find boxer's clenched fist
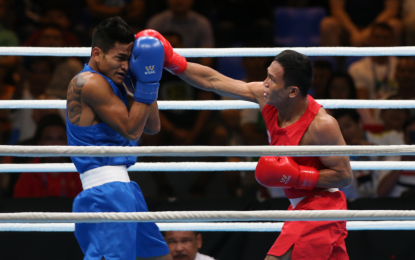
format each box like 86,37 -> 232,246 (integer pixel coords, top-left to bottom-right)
130,36 -> 164,104
135,29 -> 187,75
255,156 -> 319,190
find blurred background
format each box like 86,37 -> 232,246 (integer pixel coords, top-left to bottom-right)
1,0 -> 415,259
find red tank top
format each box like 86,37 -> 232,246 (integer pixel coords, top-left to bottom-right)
261,95 -> 325,199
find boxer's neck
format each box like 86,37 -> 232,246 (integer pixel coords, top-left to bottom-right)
276,95 -> 309,127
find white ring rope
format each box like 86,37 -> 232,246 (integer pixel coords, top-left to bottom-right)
1,100 -> 414,110
1,161 -> 414,173
1,221 -> 414,232
1,210 -> 415,223
1,46 -> 415,57
1,145 -> 415,157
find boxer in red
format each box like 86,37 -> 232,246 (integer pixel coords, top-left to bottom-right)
135,29 -> 353,260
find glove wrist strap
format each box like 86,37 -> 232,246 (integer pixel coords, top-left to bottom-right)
296,166 -> 319,190
134,82 -> 159,104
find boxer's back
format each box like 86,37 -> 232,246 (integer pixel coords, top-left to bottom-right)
66,64 -> 137,174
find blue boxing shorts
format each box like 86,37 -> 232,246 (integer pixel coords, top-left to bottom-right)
73,166 -> 169,260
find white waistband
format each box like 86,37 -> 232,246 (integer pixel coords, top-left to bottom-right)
288,188 -> 340,209
80,165 -> 130,190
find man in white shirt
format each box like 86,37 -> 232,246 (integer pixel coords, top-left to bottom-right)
348,23 -> 398,101
164,231 -> 216,260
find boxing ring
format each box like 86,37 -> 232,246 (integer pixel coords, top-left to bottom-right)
1,46 -> 415,235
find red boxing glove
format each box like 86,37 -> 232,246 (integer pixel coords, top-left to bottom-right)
255,157 -> 319,190
135,29 -> 187,75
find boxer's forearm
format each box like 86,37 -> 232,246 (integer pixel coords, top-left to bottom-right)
178,62 -> 257,102
143,101 -> 160,135
317,168 -> 353,188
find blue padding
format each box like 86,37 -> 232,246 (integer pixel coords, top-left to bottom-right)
216,57 -> 246,80
274,7 -> 327,47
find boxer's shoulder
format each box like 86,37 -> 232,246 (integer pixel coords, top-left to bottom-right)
306,108 -> 342,145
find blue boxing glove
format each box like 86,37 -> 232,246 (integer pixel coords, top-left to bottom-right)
130,36 -> 164,104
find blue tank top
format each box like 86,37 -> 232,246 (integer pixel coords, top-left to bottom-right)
66,64 -> 138,173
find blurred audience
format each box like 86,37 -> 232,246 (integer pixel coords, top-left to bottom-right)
147,0 -> 214,66
24,4 -> 80,47
392,57 -> 415,100
86,0 -> 146,29
30,24 -> 83,99
0,66 -> 16,143
377,116 -> 415,197
402,0 -> 415,46
158,32 -> 214,146
0,0 -> 19,69
379,95 -> 409,138
325,72 -> 375,125
321,0 -> 401,46
9,57 -> 56,143
13,114 -> 82,198
188,124 -> 243,198
310,60 -> 332,99
164,231 -> 215,260
348,23 -> 398,100
334,109 -> 404,198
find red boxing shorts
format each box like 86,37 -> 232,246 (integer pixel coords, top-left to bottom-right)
268,190 -> 348,260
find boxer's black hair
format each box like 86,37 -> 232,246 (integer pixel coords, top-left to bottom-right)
91,16 -> 134,54
274,50 -> 313,96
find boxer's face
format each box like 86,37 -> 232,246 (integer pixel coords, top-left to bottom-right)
95,42 -> 133,85
263,61 -> 293,106
165,231 -> 201,260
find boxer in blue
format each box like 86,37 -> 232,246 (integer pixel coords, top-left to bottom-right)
66,17 -> 171,260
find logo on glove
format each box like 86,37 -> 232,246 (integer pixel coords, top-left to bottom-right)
145,66 -> 155,75
280,175 -> 291,184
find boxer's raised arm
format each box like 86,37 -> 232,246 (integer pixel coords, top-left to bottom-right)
82,75 -> 151,141
143,101 -> 161,135
309,113 -> 353,188
179,62 -> 265,105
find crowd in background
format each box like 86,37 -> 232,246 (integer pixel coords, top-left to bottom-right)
0,0 -> 414,201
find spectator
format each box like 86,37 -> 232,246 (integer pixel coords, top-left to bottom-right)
377,116 -> 415,197
189,124 -> 243,198
9,57 -> 58,143
310,60 -> 332,99
334,109 -> 404,198
321,0 -> 401,46
32,24 -> 83,99
164,231 -> 215,260
158,32 -> 214,146
24,4 -> 80,47
380,95 -> 409,138
13,114 -> 82,198
239,52 -> 269,146
0,66 -> 16,143
325,72 -> 375,125
238,53 -> 270,197
402,0 -> 415,46
348,23 -> 398,101
0,0 -> 19,69
86,0 -> 146,29
392,57 -> 415,100
147,0 -> 214,66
